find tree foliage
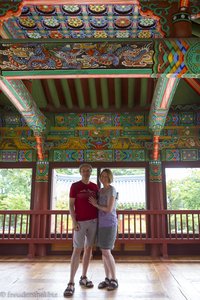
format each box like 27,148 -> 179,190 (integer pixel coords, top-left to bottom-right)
166,169 -> 200,210
0,169 -> 32,210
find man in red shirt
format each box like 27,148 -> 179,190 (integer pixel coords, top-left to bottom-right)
64,163 -> 99,297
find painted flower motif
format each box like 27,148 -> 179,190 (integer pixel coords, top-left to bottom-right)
114,17 -> 131,28
137,30 -> 151,38
138,18 -> 156,28
56,116 -> 65,124
67,17 -> 83,28
90,17 -> 108,28
27,31 -> 42,39
88,5 -> 106,14
49,31 -> 63,39
93,31 -> 108,38
19,17 -> 36,28
70,31 -> 86,38
116,31 -> 129,38
36,5 -> 55,14
63,5 -> 80,14
43,17 -> 60,28
114,5 -> 132,14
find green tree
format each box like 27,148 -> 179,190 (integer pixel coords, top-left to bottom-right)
0,169 -> 32,210
178,170 -> 200,209
167,179 -> 184,209
166,169 -> 200,210
55,190 -> 69,210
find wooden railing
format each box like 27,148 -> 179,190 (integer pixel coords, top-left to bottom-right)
0,210 -> 200,257
117,210 -> 200,242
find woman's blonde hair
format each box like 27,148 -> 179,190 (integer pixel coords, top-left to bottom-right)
100,169 -> 113,183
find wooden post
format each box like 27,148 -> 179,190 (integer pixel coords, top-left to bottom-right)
32,161 -> 49,257
149,161 -> 165,257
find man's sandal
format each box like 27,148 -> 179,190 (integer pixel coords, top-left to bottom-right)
79,276 -> 94,288
107,279 -> 118,291
98,277 -> 110,289
63,283 -> 75,297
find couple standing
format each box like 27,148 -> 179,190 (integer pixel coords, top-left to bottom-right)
64,163 -> 118,297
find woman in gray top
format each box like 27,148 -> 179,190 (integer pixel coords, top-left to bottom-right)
89,169 -> 118,291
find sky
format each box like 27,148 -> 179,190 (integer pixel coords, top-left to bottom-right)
165,168 -> 196,180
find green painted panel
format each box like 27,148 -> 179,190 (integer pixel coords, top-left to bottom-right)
192,23 -> 200,37
47,79 -> 60,108
100,79 -> 109,109
0,92 -> 12,105
32,80 -> 47,108
114,78 -> 121,109
75,79 -> 85,109
88,79 -> 98,109
173,80 -> 200,105
2,69 -> 152,77
128,78 -> 135,108
61,79 -> 73,109
140,79 -> 148,107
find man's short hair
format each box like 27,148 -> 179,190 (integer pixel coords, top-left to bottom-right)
79,163 -> 92,173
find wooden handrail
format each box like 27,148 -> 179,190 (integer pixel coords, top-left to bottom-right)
0,209 -> 200,257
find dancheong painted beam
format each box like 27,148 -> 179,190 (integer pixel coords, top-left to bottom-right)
0,38 -> 199,79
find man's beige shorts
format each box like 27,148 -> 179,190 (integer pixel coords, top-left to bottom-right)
73,218 -> 97,248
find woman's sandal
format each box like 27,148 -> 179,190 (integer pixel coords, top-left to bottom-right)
107,279 -> 118,291
63,282 -> 75,297
98,277 -> 110,289
79,276 -> 94,288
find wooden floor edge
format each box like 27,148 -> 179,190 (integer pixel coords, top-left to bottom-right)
0,255 -> 200,263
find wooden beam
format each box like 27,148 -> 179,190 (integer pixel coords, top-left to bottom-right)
22,0 -> 139,4
1,39 -> 198,78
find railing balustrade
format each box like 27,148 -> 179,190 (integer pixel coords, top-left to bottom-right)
0,210 -> 200,256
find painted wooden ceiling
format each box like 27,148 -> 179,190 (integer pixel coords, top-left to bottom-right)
0,1 -> 200,114
0,1 -> 199,161
1,77 -> 200,114
1,2 -> 200,39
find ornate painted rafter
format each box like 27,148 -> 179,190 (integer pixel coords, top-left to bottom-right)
0,78 -> 48,160
149,78 -> 180,133
149,77 -> 180,160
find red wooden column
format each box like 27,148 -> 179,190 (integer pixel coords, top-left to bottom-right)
148,77 -> 180,258
171,0 -> 192,37
32,161 -> 49,257
149,160 -> 165,257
